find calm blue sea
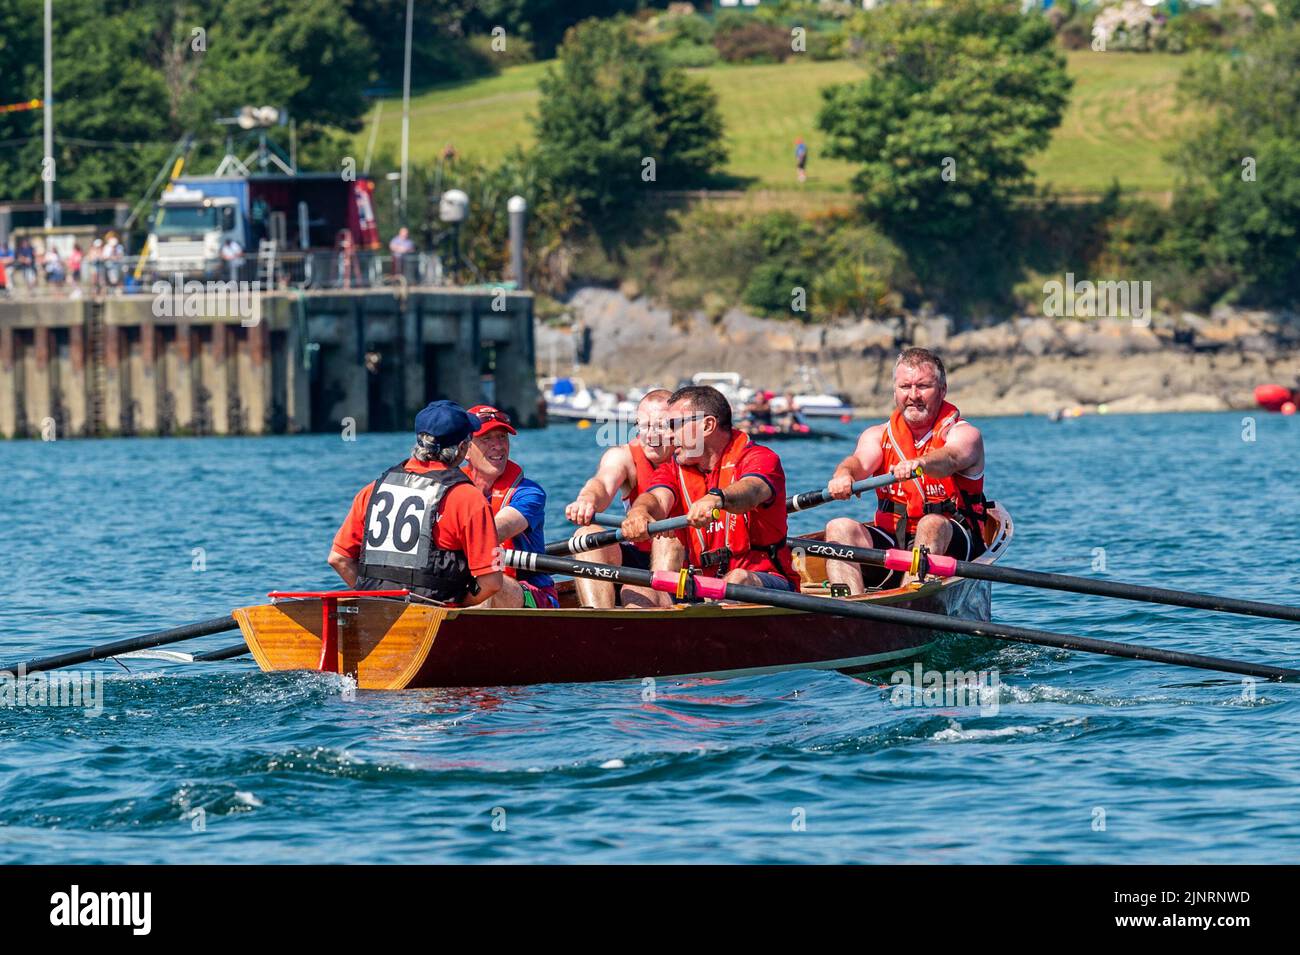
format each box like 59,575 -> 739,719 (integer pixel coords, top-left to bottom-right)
2,411 -> 1298,864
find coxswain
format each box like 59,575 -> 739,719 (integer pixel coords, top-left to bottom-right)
328,401 -> 502,605
823,347 -> 988,593
463,405 -> 559,608
622,385 -> 799,601
564,389 -> 680,608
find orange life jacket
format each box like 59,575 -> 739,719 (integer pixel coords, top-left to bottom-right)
482,459 -> 525,578
874,401 -> 987,546
676,430 -> 793,582
623,440 -> 659,554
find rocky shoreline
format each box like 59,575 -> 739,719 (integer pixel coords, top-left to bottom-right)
535,287 -> 1300,417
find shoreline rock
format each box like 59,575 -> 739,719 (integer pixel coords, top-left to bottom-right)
536,287 -> 1300,417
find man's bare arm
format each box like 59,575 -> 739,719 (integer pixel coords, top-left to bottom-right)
919,424 -> 984,479
828,424 -> 885,498
494,505 -> 530,542
716,475 -> 772,511
565,446 -> 634,525
328,550 -> 359,587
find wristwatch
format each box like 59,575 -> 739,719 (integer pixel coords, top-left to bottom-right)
706,487 -> 727,509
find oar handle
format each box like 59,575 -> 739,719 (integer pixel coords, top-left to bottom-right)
787,469 -> 919,512
546,510 -> 713,556
585,469 -> 918,532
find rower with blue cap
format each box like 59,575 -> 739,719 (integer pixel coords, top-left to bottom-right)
328,400 -> 504,606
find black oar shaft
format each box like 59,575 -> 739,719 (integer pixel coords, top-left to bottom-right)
3,615 -> 240,675
791,538 -> 1300,625
191,642 -> 250,662
553,472 -> 911,556
503,551 -> 1300,682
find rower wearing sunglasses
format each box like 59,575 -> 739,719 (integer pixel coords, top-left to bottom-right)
463,404 -> 559,609
622,385 -> 799,603
563,389 -> 685,608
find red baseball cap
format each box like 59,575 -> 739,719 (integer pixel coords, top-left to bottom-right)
467,404 -> 517,436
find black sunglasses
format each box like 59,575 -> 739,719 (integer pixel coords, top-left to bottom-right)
665,414 -> 710,432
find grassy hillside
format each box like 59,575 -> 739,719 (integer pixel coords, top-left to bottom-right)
358,51 -> 1191,198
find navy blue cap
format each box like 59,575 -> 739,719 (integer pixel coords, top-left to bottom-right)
414,400 -> 480,445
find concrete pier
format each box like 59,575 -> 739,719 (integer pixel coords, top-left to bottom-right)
0,288 -> 537,439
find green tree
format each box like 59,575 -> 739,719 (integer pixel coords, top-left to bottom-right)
1170,8 -> 1300,303
0,0 -> 374,204
532,17 -> 727,223
816,0 -> 1070,237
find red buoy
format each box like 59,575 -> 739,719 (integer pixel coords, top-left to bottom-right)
1255,384 -> 1293,411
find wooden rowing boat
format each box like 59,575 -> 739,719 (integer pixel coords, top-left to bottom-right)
231,505 -> 1013,689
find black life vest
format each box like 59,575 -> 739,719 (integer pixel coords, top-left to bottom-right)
356,461 -> 475,603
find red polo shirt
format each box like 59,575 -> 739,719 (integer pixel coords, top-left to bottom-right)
647,440 -> 793,579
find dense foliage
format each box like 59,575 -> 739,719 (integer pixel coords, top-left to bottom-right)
532,17 -> 727,221
817,0 -> 1071,239
0,0 -> 372,201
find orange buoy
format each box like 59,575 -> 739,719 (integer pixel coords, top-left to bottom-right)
1282,402 -> 1297,416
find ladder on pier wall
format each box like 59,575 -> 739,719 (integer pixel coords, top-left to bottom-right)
87,298 -> 107,436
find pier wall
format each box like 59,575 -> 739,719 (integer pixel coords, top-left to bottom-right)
0,289 -> 537,439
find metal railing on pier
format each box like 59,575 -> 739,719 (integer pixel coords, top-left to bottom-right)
0,251 -> 445,299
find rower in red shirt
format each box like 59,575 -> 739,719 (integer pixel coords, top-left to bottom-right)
564,388 -> 681,608
622,385 -> 799,604
328,400 -> 503,606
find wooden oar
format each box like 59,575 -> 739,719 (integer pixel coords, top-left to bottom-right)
502,550 -> 1300,682
2,614 -> 239,676
551,472 -> 914,556
790,537 -> 1300,625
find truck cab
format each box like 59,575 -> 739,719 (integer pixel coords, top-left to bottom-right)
147,185 -> 245,274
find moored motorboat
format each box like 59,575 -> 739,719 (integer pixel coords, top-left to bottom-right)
231,506 -> 1013,689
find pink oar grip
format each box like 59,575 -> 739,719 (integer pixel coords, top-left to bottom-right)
693,576 -> 727,600
927,554 -> 957,576
649,571 -> 728,600
882,549 -> 958,577
883,549 -> 913,572
651,571 -> 680,594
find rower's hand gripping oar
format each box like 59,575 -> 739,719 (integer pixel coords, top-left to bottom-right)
788,536 -> 1300,625
502,550 -> 1300,683
551,470 -> 919,556
546,510 -> 715,556
786,468 -> 921,512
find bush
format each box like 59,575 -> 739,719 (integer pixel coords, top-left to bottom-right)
714,19 -> 792,64
661,42 -> 720,69
806,30 -> 847,61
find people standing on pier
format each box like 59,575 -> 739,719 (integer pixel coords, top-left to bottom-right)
220,237 -> 244,283
328,400 -> 503,606
463,405 -> 559,608
822,347 -> 988,593
622,385 -> 799,598
14,238 -> 36,291
389,226 -> 415,278
564,389 -> 683,608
